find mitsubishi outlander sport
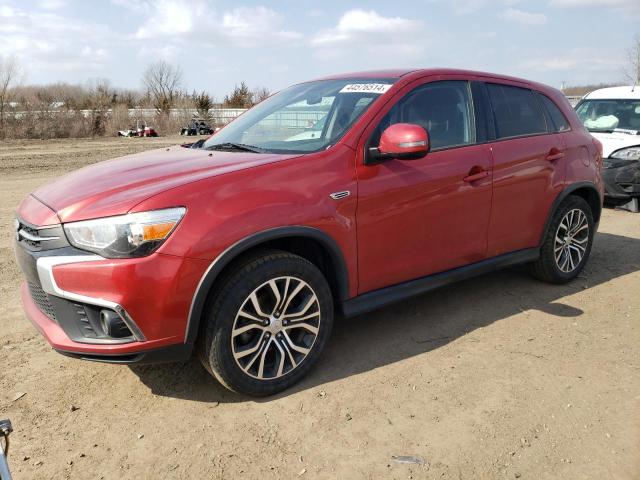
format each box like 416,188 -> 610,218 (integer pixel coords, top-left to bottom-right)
15,69 -> 603,396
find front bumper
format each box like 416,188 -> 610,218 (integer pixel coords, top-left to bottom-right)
15,225 -> 210,362
602,160 -> 640,202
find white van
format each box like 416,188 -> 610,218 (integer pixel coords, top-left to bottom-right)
576,86 -> 640,211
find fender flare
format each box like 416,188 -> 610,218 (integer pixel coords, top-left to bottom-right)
539,181 -> 602,246
183,226 -> 350,346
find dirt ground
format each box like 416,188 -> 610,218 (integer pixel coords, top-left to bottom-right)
0,136 -> 638,480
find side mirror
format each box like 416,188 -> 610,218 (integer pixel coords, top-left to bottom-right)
376,123 -> 429,161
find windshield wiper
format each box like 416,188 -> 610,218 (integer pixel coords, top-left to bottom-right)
612,128 -> 640,135
205,142 -> 266,153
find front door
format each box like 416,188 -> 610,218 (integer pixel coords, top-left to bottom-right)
355,79 -> 494,294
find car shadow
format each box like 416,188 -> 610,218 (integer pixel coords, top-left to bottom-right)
129,231 -> 640,404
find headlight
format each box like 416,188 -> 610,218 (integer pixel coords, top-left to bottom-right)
610,146 -> 640,161
63,207 -> 186,258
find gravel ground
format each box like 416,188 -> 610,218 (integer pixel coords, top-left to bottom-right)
0,136 -> 638,479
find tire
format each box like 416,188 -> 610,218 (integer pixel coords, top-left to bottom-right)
529,195 -> 595,284
198,250 -> 334,396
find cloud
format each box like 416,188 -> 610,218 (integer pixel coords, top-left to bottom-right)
309,9 -> 426,66
431,0 -> 520,15
499,8 -> 547,25
38,0 -> 67,10
549,0 -> 640,14
518,48 -> 624,73
221,7 -> 302,46
0,5 -> 118,75
133,1 -> 301,47
311,9 -> 420,46
135,0 -> 200,38
550,0 -> 634,6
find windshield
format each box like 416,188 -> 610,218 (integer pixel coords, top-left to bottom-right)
576,99 -> 640,133
203,78 -> 397,153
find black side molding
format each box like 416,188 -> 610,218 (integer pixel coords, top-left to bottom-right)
339,248 -> 539,318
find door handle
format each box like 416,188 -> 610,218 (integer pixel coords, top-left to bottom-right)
545,148 -> 565,162
463,169 -> 489,183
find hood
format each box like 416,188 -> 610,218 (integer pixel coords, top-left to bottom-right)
32,145 -> 300,223
589,131 -> 640,158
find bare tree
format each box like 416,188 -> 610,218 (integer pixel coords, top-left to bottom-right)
85,79 -> 114,135
142,60 -> 183,115
251,86 -> 271,105
624,33 -> 640,85
0,56 -> 22,138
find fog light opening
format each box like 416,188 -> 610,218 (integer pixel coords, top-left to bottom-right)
99,309 -> 133,339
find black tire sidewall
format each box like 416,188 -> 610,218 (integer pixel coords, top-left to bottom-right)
543,196 -> 595,282
204,253 -> 333,396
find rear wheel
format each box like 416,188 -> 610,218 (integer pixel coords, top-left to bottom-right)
198,251 -> 333,396
529,195 -> 594,284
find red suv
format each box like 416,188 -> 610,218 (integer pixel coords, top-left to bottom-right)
15,69 -> 603,396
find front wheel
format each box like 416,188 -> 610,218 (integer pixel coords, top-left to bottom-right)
529,195 -> 595,284
198,251 -> 333,396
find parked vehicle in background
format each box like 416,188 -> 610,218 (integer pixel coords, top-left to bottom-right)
137,125 -> 158,137
576,86 -> 640,212
180,119 -> 214,136
117,125 -> 159,138
15,69 -> 603,396
117,127 -> 137,137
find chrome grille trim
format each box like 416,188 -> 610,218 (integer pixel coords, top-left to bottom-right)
18,229 -> 59,242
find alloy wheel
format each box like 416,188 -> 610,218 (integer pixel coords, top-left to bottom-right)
554,208 -> 589,273
231,276 -> 321,380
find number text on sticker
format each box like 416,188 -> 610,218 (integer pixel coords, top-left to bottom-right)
339,84 -> 392,94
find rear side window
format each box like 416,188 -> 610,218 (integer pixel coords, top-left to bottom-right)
537,93 -> 570,132
487,84 -> 546,139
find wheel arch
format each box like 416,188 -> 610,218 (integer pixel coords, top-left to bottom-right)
540,182 -> 602,245
184,226 -> 350,346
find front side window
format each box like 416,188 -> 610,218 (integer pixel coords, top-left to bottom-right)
203,78 -> 396,154
371,80 -> 476,151
576,99 -> 640,133
487,84 -> 546,139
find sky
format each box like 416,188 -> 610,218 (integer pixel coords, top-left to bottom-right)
0,0 -> 639,98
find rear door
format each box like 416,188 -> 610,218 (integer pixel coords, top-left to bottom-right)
483,82 -> 566,257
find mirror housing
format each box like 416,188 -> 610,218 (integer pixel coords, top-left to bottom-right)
375,123 -> 429,161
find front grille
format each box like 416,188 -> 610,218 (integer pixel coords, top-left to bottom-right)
14,217 -> 68,252
28,282 -> 57,321
19,224 -> 41,248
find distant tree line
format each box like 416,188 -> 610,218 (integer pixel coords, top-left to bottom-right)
0,58 -> 270,139
561,83 -> 622,97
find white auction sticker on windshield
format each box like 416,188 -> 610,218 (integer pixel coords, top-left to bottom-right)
339,83 -> 392,94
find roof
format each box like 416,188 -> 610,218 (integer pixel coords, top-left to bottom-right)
583,86 -> 640,100
311,68 -> 552,90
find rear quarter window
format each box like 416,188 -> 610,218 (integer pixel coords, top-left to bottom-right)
487,83 -> 546,139
537,93 -> 570,132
